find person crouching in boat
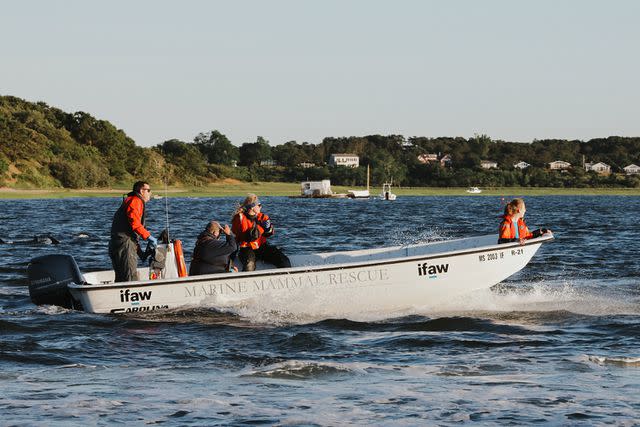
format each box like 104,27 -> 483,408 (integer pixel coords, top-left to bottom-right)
498,198 -> 551,244
231,194 -> 291,271
189,221 -> 238,275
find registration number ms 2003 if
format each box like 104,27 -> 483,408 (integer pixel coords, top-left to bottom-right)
478,251 -> 504,262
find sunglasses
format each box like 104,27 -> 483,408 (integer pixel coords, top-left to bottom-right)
142,188 -> 152,193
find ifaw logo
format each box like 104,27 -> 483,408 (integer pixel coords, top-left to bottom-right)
417,262 -> 449,278
120,289 -> 152,302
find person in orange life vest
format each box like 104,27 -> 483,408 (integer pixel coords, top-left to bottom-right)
498,198 -> 551,244
231,194 -> 291,271
109,181 -> 157,282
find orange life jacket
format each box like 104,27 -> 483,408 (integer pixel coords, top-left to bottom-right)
499,215 -> 533,241
231,211 -> 272,250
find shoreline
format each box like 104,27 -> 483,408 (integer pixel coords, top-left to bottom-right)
1,184 -> 640,199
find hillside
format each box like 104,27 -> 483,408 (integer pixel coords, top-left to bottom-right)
1,95 -> 639,189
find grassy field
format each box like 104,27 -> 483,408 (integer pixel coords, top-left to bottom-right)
1,182 -> 640,199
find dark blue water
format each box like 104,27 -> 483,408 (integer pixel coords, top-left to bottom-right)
1,195 -> 639,425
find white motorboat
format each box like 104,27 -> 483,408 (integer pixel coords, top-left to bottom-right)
27,233 -> 554,315
466,187 -> 482,194
347,189 -> 370,199
379,182 -> 397,201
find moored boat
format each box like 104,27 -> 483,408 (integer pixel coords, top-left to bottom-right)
379,182 -> 397,200
27,233 -> 554,315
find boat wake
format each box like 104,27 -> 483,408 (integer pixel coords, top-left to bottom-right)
187,277 -> 640,325
585,355 -> 640,367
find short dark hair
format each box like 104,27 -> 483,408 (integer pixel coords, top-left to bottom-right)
133,181 -> 149,193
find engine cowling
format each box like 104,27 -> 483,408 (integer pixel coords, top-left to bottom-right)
27,254 -> 84,310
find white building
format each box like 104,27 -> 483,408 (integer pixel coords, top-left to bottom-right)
301,180 -> 332,196
480,160 -> 498,169
329,153 -> 359,168
549,160 -> 571,170
417,153 -> 438,164
439,154 -> 453,167
585,162 -> 611,174
259,159 -> 277,167
514,161 -> 530,169
624,164 -> 640,175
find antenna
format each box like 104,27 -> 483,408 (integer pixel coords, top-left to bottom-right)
164,179 -> 170,243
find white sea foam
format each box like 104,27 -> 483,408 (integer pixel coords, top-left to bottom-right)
585,355 -> 640,367
220,277 -> 640,325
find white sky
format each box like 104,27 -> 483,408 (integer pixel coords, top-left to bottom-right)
2,0 -> 639,147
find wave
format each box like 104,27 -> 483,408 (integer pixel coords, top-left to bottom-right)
586,355 -> 640,367
185,277 -> 640,325
241,360 -> 361,380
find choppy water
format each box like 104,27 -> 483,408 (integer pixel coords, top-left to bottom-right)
1,195 -> 639,425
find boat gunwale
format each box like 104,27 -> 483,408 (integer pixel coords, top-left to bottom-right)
69,234 -> 554,291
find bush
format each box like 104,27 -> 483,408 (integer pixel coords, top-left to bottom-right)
0,156 -> 8,175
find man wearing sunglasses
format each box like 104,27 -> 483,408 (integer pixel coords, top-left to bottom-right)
109,180 -> 157,282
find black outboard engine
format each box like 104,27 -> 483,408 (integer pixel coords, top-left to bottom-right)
27,254 -> 84,310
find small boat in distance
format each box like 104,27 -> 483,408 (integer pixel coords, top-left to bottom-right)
379,182 -> 397,201
348,164 -> 371,199
466,186 -> 482,194
296,180 -> 348,198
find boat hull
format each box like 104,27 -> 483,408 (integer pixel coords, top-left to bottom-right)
68,235 -> 553,315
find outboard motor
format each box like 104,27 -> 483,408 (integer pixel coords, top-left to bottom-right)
27,254 -> 84,310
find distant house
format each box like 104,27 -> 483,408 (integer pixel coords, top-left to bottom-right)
439,154 -> 452,167
514,161 -> 530,169
329,153 -> 359,168
259,159 -> 277,167
585,162 -> 611,174
301,180 -> 332,196
417,153 -> 438,164
549,160 -> 571,170
624,164 -> 640,175
480,160 -> 498,169
298,162 -> 315,169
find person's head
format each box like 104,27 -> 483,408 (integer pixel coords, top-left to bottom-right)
206,220 -> 221,237
133,181 -> 152,202
241,193 -> 262,216
506,198 -> 526,219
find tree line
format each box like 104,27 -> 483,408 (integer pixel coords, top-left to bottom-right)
1,95 -> 639,189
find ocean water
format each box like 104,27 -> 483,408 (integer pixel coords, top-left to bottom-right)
1,195 -> 639,426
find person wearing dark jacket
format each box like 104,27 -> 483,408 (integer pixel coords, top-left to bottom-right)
109,181 -> 156,282
189,221 -> 238,275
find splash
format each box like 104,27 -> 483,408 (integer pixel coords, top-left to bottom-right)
241,360 -> 362,380
586,355 -> 640,367
208,277 -> 640,325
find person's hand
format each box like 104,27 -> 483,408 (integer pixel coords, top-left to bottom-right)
222,224 -> 231,236
147,235 -> 158,249
543,228 -> 552,234
519,238 -> 526,245
260,219 -> 271,230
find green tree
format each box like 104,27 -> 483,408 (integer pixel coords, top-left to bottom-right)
194,130 -> 239,166
239,136 -> 272,167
